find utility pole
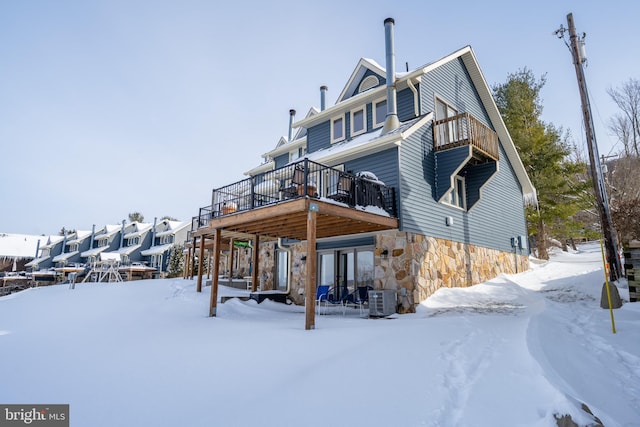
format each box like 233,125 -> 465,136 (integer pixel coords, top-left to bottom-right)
558,13 -> 622,281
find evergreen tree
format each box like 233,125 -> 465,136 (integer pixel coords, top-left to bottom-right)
128,212 -> 144,223
493,68 -> 591,259
166,245 -> 184,278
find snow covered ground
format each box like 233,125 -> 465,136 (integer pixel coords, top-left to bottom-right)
1,242 -> 639,426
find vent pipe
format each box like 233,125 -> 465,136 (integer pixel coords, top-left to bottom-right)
382,17 -> 400,133
120,220 -> 125,249
288,109 -> 296,142
151,217 -> 157,246
90,224 -> 95,249
320,85 -> 328,111
60,231 -> 67,255
35,239 -> 41,259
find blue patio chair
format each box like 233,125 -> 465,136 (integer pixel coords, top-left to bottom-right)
315,285 -> 330,315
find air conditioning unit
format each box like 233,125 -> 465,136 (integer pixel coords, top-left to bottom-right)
368,290 -> 397,317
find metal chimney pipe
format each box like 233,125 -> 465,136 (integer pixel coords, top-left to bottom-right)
151,217 -> 157,246
35,239 -> 41,258
120,220 -> 125,248
90,224 -> 95,249
320,85 -> 328,111
60,231 -> 67,255
288,109 -> 296,141
382,17 -> 400,133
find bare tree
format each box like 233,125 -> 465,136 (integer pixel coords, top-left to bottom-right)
604,156 -> 640,241
607,78 -> 640,156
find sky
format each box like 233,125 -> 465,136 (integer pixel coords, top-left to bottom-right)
1,242 -> 638,426
1,0 -> 639,235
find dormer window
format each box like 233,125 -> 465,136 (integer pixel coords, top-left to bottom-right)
373,98 -> 387,128
331,116 -> 345,143
359,75 -> 379,93
351,107 -> 366,137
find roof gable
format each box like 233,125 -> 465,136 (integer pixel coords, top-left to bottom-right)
336,58 -> 387,103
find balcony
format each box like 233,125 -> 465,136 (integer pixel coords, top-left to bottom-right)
433,112 -> 499,161
192,159 -> 397,234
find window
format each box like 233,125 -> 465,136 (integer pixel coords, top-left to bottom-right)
331,116 -> 345,143
359,75 -> 379,93
317,247 -> 374,301
275,250 -> 288,291
373,98 -> 387,128
351,108 -> 366,136
70,243 -> 78,252
160,235 -> 172,245
435,97 -> 459,143
445,175 -> 466,210
289,147 -> 305,162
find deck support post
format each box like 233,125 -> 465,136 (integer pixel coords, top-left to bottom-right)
305,207 -> 317,330
251,235 -> 260,292
196,235 -> 205,292
228,238 -> 235,286
209,229 -> 221,317
183,247 -> 190,279
190,236 -> 197,280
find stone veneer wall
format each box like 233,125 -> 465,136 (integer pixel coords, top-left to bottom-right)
376,231 -> 529,313
254,231 -> 528,310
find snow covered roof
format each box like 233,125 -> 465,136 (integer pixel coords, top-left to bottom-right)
141,243 -> 174,256
99,252 -> 120,262
81,246 -> 109,257
52,251 -> 79,262
94,225 -> 121,239
66,230 -> 92,245
299,114 -> 429,166
124,223 -> 153,239
0,233 -> 44,259
40,235 -> 64,249
24,255 -> 50,267
155,222 -> 189,238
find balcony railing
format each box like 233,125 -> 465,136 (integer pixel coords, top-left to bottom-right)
193,159 -> 397,230
433,112 -> 499,161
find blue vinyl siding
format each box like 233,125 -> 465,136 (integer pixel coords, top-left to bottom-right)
434,145 -> 471,201
399,57 -> 527,253
344,148 -> 399,190
307,121 -> 331,153
274,153 -> 290,169
397,87 -> 418,121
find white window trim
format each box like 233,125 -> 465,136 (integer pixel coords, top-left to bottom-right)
372,96 -> 387,128
331,116 -> 345,143
442,175 -> 466,210
359,75 -> 379,93
350,107 -> 367,137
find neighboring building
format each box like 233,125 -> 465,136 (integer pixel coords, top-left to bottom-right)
0,233 -> 43,272
24,235 -> 65,271
141,219 -> 189,276
52,230 -> 92,268
101,222 -> 153,265
80,224 -> 123,264
189,19 -> 536,327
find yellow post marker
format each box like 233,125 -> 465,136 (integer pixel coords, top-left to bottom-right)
600,239 -> 616,334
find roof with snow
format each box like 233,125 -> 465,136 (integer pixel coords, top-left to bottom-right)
0,233 -> 48,259
140,243 -> 174,256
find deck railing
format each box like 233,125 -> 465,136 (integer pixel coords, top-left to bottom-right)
433,112 -> 499,161
193,159 -> 397,230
